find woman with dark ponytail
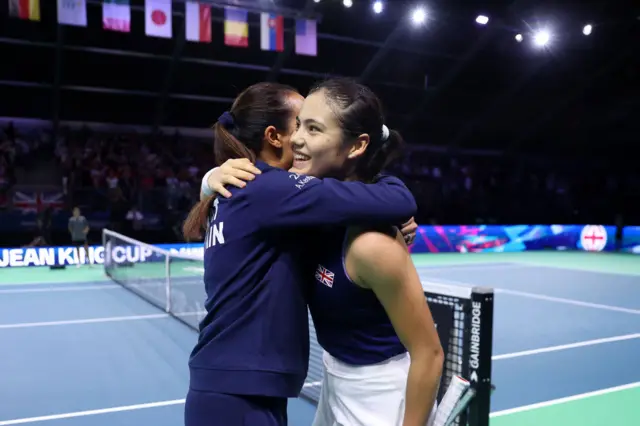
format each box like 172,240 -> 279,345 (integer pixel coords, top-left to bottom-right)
206,78 -> 443,426
182,81 -> 417,426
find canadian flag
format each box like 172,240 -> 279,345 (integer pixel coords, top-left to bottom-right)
185,2 -> 211,43
145,0 -> 172,39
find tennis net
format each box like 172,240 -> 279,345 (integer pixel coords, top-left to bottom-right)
102,229 -> 493,426
304,282 -> 493,426
103,229 -> 207,329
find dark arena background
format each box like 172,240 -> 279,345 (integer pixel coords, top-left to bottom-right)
1,1 -> 639,426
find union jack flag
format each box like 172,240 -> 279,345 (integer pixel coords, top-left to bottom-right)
12,191 -> 65,214
315,264 -> 334,288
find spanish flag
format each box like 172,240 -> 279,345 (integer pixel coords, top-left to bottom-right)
224,7 -> 248,48
9,0 -> 41,21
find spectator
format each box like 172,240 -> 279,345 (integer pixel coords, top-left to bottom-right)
125,205 -> 144,237
37,206 -> 53,246
68,206 -> 90,267
109,187 -> 128,233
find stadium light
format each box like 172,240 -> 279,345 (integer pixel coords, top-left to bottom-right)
476,15 -> 489,25
313,0 -> 320,3
411,6 -> 427,25
343,0 -> 353,8
373,1 -> 383,14
515,33 -> 523,42
583,24 -> 593,36
533,29 -> 550,47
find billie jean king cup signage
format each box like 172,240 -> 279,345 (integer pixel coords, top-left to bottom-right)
0,244 -> 205,268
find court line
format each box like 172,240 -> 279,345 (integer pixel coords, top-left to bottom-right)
183,266 -> 205,273
497,288 -> 640,315
0,399 -> 186,425
0,266 -> 202,290
414,263 -> 524,272
497,261 -> 640,277
0,310 -> 208,329
0,284 -> 121,294
0,279 -> 202,294
490,381 -> 640,418
0,314 -> 169,329
0,279 -> 111,287
492,333 -> 640,360
418,276 -> 640,315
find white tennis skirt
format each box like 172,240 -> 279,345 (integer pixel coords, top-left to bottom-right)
312,351 -> 437,426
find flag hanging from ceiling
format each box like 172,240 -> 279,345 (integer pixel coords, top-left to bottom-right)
260,13 -> 284,52
145,0 -> 172,39
57,0 -> 87,27
8,0 -> 40,21
224,8 -> 249,48
295,19 -> 317,56
103,0 -> 130,32
185,2 -> 211,43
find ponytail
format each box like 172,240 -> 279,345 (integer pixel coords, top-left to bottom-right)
356,129 -> 404,182
182,124 -> 255,241
380,129 -> 404,168
183,195 -> 215,241
181,82 -> 299,241
213,122 -> 256,166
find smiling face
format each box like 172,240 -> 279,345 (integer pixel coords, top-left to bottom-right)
289,89 -> 362,178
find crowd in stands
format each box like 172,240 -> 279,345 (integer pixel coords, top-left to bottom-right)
53,126 -> 213,237
2,122 -> 637,232
387,149 -> 635,225
1,122 -> 52,208
0,146 -> 13,208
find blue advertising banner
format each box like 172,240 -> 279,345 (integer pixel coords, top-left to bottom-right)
622,226 -> 640,254
409,224 -> 616,253
0,243 -> 203,268
0,224 -> 618,268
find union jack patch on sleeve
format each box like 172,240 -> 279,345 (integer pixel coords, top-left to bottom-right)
315,264 -> 334,288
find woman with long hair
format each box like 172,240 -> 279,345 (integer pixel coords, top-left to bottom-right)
181,82 -> 416,426
205,78 -> 443,426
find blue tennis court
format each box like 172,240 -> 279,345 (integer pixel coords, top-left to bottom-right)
1,252 -> 639,426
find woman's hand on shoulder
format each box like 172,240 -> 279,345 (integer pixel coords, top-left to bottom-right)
207,158 -> 261,198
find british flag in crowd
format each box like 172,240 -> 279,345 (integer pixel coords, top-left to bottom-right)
315,264 -> 335,288
12,191 -> 65,214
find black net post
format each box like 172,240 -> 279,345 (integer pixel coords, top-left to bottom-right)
424,287 -> 469,426
467,287 -> 494,426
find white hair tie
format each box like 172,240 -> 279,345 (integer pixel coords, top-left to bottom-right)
381,124 -> 390,141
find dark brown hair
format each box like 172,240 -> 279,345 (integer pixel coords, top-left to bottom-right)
309,78 -> 404,182
183,82 -> 298,241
